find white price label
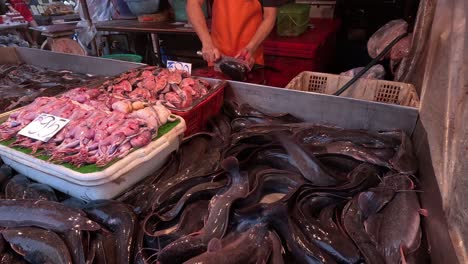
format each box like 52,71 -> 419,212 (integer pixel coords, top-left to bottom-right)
18,114 -> 70,142
167,60 -> 192,75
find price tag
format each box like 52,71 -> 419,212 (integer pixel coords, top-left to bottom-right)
167,60 -> 192,75
18,114 -> 70,142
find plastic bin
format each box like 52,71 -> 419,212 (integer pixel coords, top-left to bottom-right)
286,71 -> 420,107
111,0 -> 136,19
102,54 -> 143,63
0,117 -> 186,200
277,4 -> 311,37
265,55 -> 325,88
264,19 -> 340,87
169,80 -> 227,136
172,0 -> 207,21
124,0 -> 160,16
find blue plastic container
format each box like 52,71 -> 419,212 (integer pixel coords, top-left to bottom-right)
172,0 -> 207,22
111,0 -> 136,19
124,0 -> 160,16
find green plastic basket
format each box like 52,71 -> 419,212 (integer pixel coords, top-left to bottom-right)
102,54 -> 143,63
277,4 -> 311,37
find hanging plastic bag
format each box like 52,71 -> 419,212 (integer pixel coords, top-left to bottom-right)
340,64 -> 386,80
75,0 -> 113,46
390,34 -> 412,75
367,19 -> 408,59
390,34 -> 412,61
110,0 -> 135,19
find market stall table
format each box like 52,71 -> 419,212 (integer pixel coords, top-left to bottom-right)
36,13 -> 80,24
30,23 -> 78,39
95,19 -> 341,86
96,20 -> 203,65
194,19 -> 340,87
0,22 -> 28,31
0,48 -> 459,264
95,20 -> 199,34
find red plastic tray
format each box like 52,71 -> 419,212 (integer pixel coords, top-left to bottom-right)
168,80 -> 227,137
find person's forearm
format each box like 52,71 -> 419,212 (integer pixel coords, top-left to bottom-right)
187,0 -> 213,48
246,7 -> 277,52
7,5 -> 17,12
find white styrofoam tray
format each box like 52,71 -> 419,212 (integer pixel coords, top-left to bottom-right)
0,118 -> 186,200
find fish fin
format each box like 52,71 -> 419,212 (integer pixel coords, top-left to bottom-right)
400,244 -> 408,264
207,238 -> 222,252
358,191 -> 377,219
364,214 -> 382,244
408,178 -> 416,190
188,230 -> 203,237
418,208 -> 429,217
221,156 -> 239,173
10,243 -> 26,256
99,227 -> 112,235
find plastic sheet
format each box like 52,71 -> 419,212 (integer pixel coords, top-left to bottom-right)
389,35 -> 411,75
339,64 -> 386,80
390,34 -> 412,61
367,19 -> 408,59
409,0 -> 467,262
110,0 -> 135,19
394,0 -> 436,83
75,0 -> 113,46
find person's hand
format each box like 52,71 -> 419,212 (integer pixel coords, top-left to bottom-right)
201,45 -> 221,64
235,47 -> 255,67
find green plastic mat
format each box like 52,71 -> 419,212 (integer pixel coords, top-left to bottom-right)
0,118 -> 181,174
102,54 -> 143,63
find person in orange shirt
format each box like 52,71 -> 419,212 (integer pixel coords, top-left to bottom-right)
187,0 -> 289,66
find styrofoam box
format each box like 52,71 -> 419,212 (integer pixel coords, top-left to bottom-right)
0,117 -> 186,201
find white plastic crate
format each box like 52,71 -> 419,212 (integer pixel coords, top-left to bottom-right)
286,71 -> 420,107
0,117 -> 186,200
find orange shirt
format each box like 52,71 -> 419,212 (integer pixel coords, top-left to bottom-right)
211,0 -> 264,65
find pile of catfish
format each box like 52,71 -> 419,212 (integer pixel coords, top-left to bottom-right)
0,101 -> 429,264
0,64 -> 106,113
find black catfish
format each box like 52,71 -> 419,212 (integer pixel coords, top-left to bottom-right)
156,157 -> 249,263
2,227 -> 72,264
276,133 -> 337,186
363,175 -> 424,264
184,224 -> 272,264
342,197 -> 385,263
0,200 -> 100,232
83,200 -> 138,264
